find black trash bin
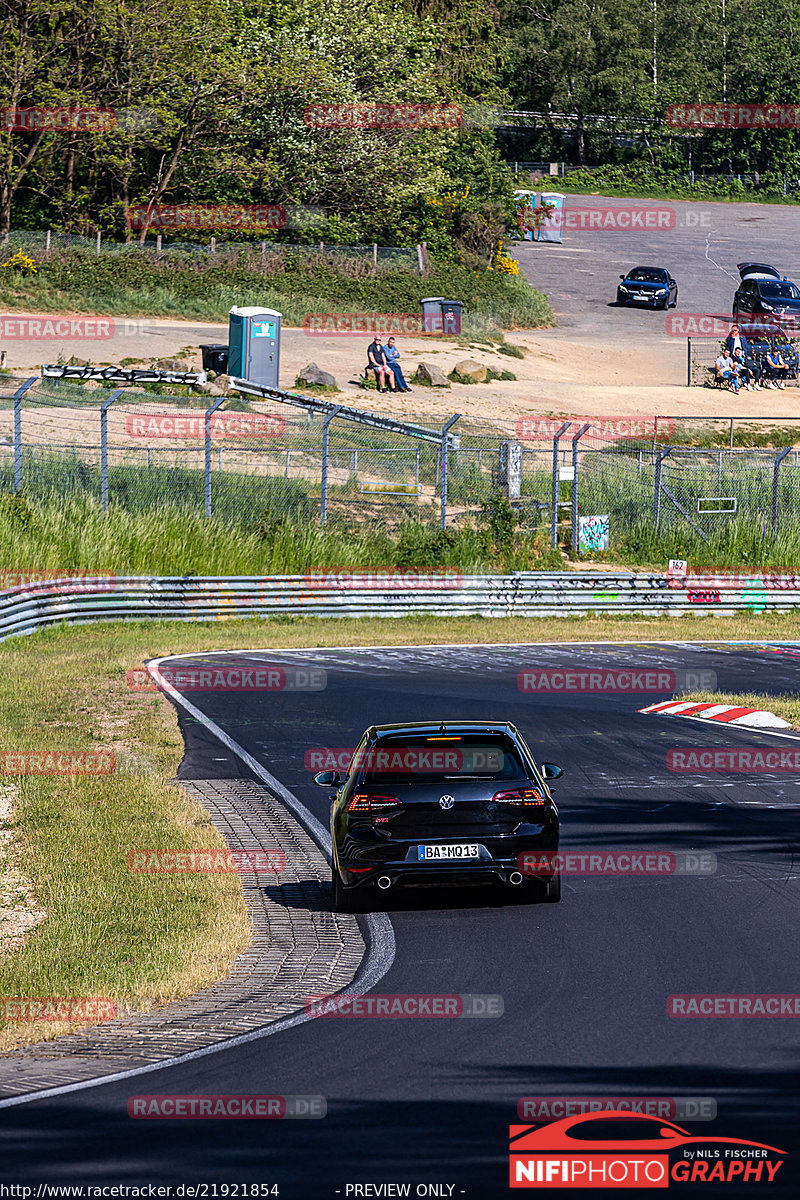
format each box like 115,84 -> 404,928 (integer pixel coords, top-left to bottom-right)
199,343 -> 229,373
419,297 -> 463,334
441,300 -> 463,335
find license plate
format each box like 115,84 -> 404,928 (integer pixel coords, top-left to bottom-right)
417,844 -> 480,861
634,293 -> 649,301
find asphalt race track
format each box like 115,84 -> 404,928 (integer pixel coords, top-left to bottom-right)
1,641 -> 799,1196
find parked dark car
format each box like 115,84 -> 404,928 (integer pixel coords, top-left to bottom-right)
616,266 -> 678,309
733,261 -> 800,325
317,721 -> 562,912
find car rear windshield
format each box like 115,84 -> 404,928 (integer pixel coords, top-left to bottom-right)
628,269 -> 667,282
759,281 -> 800,300
352,734 -> 528,784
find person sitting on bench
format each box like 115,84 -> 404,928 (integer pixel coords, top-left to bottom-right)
714,347 -> 740,392
366,337 -> 396,392
384,337 -> 411,392
764,342 -> 789,389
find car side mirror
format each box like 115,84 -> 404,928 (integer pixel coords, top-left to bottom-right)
541,762 -> 564,780
313,770 -> 341,787
619,274 -> 625,280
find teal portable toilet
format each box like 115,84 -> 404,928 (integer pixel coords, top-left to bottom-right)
228,307 -> 281,387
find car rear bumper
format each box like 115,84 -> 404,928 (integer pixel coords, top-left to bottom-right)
335,833 -> 558,889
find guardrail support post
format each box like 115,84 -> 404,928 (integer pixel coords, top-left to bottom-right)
440,414 -> 461,531
772,446 -> 792,533
570,423 -> 591,553
13,378 -> 37,493
205,397 -> 226,516
551,421 -> 571,548
654,447 -> 672,529
100,389 -> 124,511
321,406 -> 343,526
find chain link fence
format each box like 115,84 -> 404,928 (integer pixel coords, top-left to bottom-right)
1,231 -> 422,271
4,376 -> 800,552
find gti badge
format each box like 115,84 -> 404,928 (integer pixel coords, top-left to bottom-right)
439,795 -> 455,810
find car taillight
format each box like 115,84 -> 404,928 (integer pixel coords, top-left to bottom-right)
493,788 -> 546,807
348,793 -> 401,814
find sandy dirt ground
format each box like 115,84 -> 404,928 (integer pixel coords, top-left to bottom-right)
4,194 -> 800,427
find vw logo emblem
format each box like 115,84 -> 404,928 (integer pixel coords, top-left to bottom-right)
439,795 -> 455,810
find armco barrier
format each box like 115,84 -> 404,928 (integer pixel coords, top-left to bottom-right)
0,573 -> 796,642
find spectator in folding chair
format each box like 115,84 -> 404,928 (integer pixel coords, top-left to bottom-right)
714,347 -> 740,393
763,342 -> 789,389
366,336 -> 396,393
731,347 -> 759,390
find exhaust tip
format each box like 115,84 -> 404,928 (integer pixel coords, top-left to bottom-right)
377,875 -> 392,890
509,871 -> 523,886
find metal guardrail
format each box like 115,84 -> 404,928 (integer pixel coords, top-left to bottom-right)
0,573 -> 796,644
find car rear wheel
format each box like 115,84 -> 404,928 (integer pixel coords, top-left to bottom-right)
331,865 -> 370,913
542,872 -> 561,903
521,872 -> 561,904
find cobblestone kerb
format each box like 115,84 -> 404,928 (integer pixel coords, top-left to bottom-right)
0,778 -> 365,1098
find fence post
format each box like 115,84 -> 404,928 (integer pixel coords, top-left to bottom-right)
100,388 -> 125,511
320,406 -> 343,527
96,230 -> 101,256
13,378 -> 37,493
204,397 -> 226,516
772,447 -> 792,533
551,421 -> 571,548
46,230 -> 51,253
687,338 -> 692,387
416,244 -> 424,273
415,448 -> 420,489
570,423 -> 591,553
210,237 -> 216,256
372,243 -> 378,267
654,447 -> 672,529
439,414 -> 461,531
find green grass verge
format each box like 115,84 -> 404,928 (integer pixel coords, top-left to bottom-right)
0,619 -> 251,1053
0,252 -> 553,330
2,608 -> 799,1049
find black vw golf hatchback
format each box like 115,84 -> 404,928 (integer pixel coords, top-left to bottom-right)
316,721 -> 562,912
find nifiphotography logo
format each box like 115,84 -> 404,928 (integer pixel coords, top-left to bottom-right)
509,1111 -> 786,1187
